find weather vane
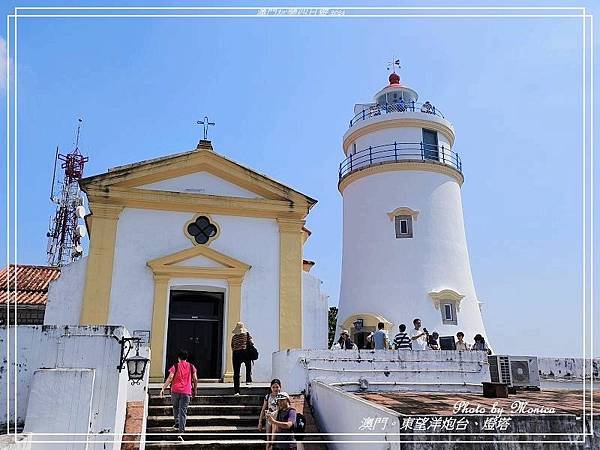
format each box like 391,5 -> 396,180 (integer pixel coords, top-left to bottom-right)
387,58 -> 401,73
196,116 -> 215,140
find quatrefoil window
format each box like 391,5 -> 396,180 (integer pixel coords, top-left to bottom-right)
185,215 -> 219,245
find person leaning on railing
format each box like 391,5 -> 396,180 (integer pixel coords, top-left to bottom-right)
420,101 -> 434,114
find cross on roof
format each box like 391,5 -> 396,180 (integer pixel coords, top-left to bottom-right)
196,116 -> 215,140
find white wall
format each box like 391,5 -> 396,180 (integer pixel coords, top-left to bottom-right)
24,369 -> 95,450
139,171 -> 262,198
302,271 -> 328,350
352,125 -> 452,157
273,349 -> 489,394
311,381 -> 401,450
44,257 -> 87,325
338,169 -> 488,347
0,325 -> 131,450
343,111 -> 455,155
108,208 -> 280,382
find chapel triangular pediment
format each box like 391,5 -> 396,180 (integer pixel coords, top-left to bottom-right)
147,245 -> 251,279
137,171 -> 264,199
80,144 -> 316,206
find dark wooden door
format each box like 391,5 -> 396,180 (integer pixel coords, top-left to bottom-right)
166,290 -> 224,379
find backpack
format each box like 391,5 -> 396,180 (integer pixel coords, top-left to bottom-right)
294,412 -> 306,440
246,332 -> 259,361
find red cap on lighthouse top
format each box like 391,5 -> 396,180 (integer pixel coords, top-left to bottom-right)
388,72 -> 401,85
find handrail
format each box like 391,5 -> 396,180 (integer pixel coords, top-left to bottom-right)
339,142 -> 462,181
350,102 -> 445,127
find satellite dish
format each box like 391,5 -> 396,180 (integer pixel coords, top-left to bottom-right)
75,225 -> 87,237
76,205 -> 86,218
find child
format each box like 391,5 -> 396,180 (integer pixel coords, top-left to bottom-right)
455,332 -> 469,351
427,332 -> 440,350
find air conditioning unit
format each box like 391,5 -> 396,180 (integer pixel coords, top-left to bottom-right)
488,355 -> 540,389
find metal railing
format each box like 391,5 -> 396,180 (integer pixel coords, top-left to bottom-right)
339,142 -> 462,181
350,102 -> 445,127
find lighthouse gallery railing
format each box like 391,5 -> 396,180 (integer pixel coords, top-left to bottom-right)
338,142 -> 462,181
349,102 -> 445,127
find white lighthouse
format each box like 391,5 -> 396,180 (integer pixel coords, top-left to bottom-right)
336,68 -> 488,350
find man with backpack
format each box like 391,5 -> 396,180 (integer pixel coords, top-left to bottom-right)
267,391 -> 303,449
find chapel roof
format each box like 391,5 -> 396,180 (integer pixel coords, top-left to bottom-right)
79,141 -> 317,207
0,264 -> 61,305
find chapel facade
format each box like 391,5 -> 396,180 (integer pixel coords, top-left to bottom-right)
44,139 -> 328,382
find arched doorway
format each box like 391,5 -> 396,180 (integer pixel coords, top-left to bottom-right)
339,313 -> 393,349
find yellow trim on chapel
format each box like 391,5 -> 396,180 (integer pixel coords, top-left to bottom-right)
80,203 -> 123,325
277,218 -> 305,350
147,245 -> 251,382
85,186 -> 310,219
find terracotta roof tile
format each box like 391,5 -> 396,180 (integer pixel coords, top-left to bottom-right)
0,264 -> 61,305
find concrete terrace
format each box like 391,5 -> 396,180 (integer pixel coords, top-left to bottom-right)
358,389 -> 600,416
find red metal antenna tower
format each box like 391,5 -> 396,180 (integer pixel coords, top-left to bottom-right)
46,119 -> 89,267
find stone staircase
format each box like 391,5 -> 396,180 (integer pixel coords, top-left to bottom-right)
145,384 -> 269,449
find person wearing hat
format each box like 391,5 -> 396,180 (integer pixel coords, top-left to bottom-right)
331,330 -> 357,350
231,321 -> 253,395
266,391 -> 297,449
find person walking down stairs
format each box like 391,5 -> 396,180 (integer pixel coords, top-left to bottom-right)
231,321 -> 254,395
159,350 -> 198,435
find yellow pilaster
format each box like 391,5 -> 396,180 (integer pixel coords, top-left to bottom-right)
149,274 -> 170,382
80,203 -> 123,325
277,218 -> 305,350
223,277 -> 242,382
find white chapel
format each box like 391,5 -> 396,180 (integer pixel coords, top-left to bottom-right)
44,139 -> 329,383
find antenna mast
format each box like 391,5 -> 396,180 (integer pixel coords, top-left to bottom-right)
46,119 -> 89,267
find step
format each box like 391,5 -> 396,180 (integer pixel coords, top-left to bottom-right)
145,439 -> 266,449
147,415 -> 260,427
148,404 -> 262,416
149,395 -> 264,406
145,425 -> 262,442
148,386 -> 269,397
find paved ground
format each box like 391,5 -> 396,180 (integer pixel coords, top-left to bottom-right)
358,389 -> 600,416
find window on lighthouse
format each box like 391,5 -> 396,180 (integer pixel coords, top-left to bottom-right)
394,215 -> 413,239
441,302 -> 458,325
422,129 -> 439,161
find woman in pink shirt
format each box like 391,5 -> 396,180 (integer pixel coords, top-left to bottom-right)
160,350 -> 198,434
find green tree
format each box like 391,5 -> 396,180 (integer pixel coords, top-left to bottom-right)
328,306 -> 338,348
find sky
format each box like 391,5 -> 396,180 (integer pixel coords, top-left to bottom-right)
0,2 -> 598,358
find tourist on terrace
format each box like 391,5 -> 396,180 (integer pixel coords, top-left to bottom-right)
410,318 -> 429,351
267,391 -> 297,449
472,334 -> 492,355
427,331 -> 441,350
231,321 -> 254,395
258,378 -> 282,449
393,324 -> 412,350
332,330 -> 357,350
372,322 -> 389,350
455,331 -> 469,351
159,349 -> 198,435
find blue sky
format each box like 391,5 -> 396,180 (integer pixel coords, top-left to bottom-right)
1,3 -> 598,358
